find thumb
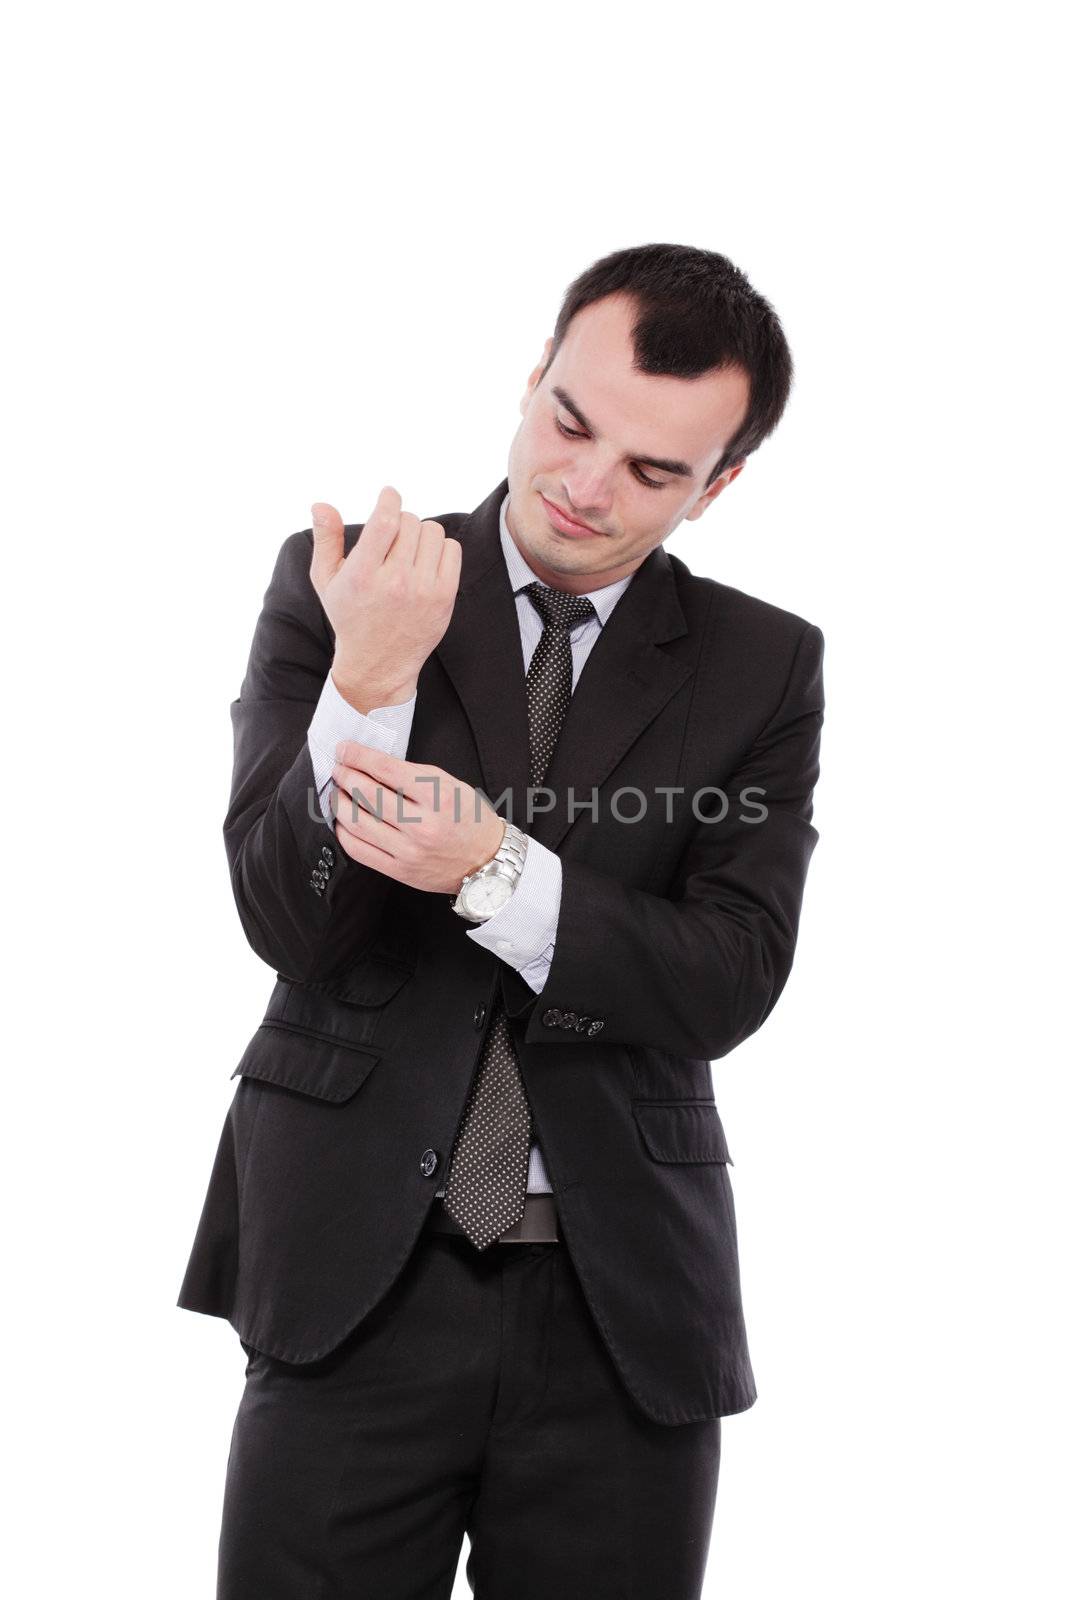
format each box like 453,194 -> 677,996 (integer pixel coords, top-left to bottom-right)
309,502 -> 345,597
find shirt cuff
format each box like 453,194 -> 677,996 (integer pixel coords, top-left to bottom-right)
306,672 -> 417,824
464,835 -> 561,994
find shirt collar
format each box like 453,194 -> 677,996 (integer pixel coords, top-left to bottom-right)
498,492 -> 634,628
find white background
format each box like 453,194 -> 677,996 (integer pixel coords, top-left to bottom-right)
4,2 -> 1063,1594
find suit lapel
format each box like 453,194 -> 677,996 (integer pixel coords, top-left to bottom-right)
432,480 -> 533,826
433,479 -> 693,850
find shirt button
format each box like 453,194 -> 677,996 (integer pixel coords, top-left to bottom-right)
419,1149 -> 439,1177
496,939 -> 513,952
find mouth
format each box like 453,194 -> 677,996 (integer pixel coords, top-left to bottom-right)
539,492 -> 605,539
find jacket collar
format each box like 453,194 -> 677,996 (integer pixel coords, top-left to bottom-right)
433,477 -> 693,848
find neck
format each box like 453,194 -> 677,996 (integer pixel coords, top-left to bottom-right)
505,501 -> 638,594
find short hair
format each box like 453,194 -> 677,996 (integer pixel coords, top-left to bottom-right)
544,243 -> 794,489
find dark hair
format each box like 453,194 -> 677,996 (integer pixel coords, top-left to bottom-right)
544,243 -> 794,489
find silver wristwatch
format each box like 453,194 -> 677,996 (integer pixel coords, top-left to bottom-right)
452,822 -> 529,923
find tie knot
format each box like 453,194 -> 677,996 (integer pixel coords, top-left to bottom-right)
521,581 -> 596,632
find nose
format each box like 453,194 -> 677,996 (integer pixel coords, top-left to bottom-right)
560,462 -> 613,519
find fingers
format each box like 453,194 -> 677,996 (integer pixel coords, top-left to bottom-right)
384,505 -> 448,572
332,782 -> 400,848
332,814 -> 403,878
334,741 -> 429,804
331,761 -> 418,829
350,484 -> 404,570
348,487 -> 455,577
331,749 -> 452,862
330,768 -> 420,873
437,534 -> 463,594
390,508 -> 424,565
412,517 -> 445,581
308,502 -> 345,598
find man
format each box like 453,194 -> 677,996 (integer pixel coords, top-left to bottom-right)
178,242 -> 825,1599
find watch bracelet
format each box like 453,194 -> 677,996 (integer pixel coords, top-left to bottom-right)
490,821 -> 528,878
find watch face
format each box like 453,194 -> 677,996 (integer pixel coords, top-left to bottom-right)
467,875 -> 513,919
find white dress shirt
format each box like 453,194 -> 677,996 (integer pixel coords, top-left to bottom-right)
305,491 -> 634,1194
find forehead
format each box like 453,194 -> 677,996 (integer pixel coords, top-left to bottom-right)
551,293 -> 749,464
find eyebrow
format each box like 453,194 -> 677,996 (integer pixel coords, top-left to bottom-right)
550,385 -> 695,479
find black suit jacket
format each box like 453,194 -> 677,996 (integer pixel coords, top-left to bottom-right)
177,477 -> 824,1424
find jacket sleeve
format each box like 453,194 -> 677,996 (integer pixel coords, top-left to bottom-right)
504,621 -> 825,1058
222,525 -> 395,981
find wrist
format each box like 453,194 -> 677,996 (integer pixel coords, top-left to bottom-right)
452,816 -> 507,894
470,814 -> 507,876
330,661 -> 418,714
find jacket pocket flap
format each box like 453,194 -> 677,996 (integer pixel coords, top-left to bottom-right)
230,1022 -> 380,1103
632,1100 -> 734,1164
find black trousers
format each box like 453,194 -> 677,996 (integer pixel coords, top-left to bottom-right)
218,1216 -> 722,1599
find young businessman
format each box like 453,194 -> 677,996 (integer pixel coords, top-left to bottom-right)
178,242 -> 825,1599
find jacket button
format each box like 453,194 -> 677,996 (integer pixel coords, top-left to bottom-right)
321,845 -> 335,866
419,1149 -> 439,1177
311,869 -> 326,889
560,1011 -> 577,1029
310,880 -> 324,897
587,1019 -> 604,1036
543,1009 -> 562,1027
317,857 -> 331,879
473,1003 -> 487,1029
574,1015 -> 590,1033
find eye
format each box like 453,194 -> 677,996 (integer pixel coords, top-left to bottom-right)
554,417 -> 668,490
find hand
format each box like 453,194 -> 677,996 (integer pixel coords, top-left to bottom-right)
331,741 -> 507,894
309,486 -> 463,709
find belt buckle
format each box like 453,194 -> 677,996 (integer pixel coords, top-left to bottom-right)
498,1193 -> 559,1243
427,1194 -> 559,1244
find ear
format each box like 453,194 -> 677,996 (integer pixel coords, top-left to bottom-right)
684,460 -> 746,521
520,337 -> 555,415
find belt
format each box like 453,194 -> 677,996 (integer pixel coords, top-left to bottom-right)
426,1192 -> 559,1243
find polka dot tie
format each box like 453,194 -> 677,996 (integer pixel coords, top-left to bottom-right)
441,581 -> 597,1249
